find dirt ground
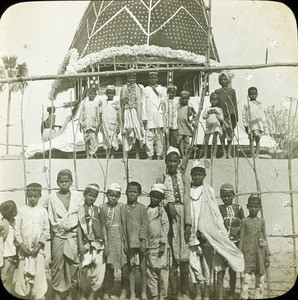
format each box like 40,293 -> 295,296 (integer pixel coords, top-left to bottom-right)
0,157 -> 297,299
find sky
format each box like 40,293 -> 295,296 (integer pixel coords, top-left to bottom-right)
0,0 -> 297,155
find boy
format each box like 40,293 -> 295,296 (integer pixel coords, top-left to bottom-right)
100,183 -> 128,300
99,85 -> 121,159
142,72 -> 167,160
215,71 -> 238,159
120,72 -> 144,159
156,146 -> 191,300
80,86 -> 101,158
0,200 -> 17,294
47,169 -> 83,300
177,91 -> 196,158
242,87 -> 267,158
14,183 -> 50,300
121,181 -> 149,300
189,161 -> 244,300
78,183 -> 106,300
217,184 -> 245,299
239,194 -> 270,300
165,85 -> 179,148
146,183 -> 169,300
202,92 -> 224,159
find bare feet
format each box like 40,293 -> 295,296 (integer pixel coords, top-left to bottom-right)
119,289 -> 127,300
146,156 -> 152,160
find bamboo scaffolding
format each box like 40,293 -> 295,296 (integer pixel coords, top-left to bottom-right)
0,62 -> 297,84
20,90 -> 27,202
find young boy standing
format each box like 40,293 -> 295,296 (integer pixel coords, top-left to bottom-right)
142,72 -> 167,160
165,85 -> 179,148
202,92 -> 224,159
0,200 -> 18,294
177,91 -> 196,158
78,183 -> 106,300
156,146 -> 191,300
239,194 -> 270,300
99,85 -> 121,159
121,181 -> 149,300
100,183 -> 128,300
242,87 -> 267,158
215,71 -> 238,159
146,183 -> 170,300
217,184 -> 245,300
80,86 -> 101,158
14,183 -> 50,300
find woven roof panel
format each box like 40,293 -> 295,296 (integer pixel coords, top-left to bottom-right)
69,0 -> 219,61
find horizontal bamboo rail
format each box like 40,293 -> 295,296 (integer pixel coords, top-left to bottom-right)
0,62 -> 297,84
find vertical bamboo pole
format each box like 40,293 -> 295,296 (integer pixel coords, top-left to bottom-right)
20,88 -> 27,202
287,97 -> 297,280
70,86 -> 78,189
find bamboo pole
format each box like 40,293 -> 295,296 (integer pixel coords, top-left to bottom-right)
287,97 -> 297,280
0,62 -> 297,84
70,86 -> 78,189
20,89 -> 27,202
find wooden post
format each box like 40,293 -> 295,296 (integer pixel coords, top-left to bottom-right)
20,89 -> 27,202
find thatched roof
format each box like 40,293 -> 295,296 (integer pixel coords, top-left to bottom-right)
49,0 -> 219,99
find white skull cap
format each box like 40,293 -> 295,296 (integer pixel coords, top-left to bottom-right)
191,160 -> 206,170
107,183 -> 122,192
150,183 -> 166,194
166,146 -> 180,156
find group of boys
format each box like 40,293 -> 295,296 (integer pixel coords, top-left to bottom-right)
79,72 -> 197,160
0,146 -> 270,300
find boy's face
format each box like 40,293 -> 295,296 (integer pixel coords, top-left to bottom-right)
248,90 -> 258,101
210,95 -> 219,107
166,153 -> 180,174
106,90 -> 115,100
127,75 -> 136,85
107,190 -> 121,207
84,189 -> 98,206
191,168 -> 206,186
220,190 -> 234,206
247,202 -> 261,218
219,74 -> 228,87
168,89 -> 176,99
26,190 -> 41,207
88,90 -> 96,101
126,185 -> 140,204
57,175 -> 72,193
150,191 -> 163,207
180,96 -> 189,106
149,75 -> 158,86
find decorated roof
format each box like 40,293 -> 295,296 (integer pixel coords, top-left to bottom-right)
49,0 -> 219,99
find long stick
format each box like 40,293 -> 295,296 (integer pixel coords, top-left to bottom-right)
0,62 -> 298,84
20,90 -> 27,203
287,97 -> 297,280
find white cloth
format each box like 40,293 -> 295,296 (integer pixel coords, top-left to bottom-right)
142,85 -> 167,129
3,224 -> 16,257
79,96 -> 100,131
47,190 -> 83,235
100,98 -> 120,150
242,100 -> 267,133
191,183 -> 244,272
202,106 -> 223,134
145,128 -> 164,156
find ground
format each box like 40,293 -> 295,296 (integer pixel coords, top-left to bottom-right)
0,157 -> 297,299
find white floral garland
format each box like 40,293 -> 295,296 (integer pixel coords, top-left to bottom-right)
49,44 -> 220,99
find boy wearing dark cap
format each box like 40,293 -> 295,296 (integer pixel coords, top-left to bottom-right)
239,194 -> 270,299
14,183 -> 50,300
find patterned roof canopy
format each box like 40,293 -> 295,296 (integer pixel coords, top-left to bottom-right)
70,0 -> 219,61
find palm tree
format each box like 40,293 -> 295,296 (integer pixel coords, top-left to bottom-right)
1,56 -> 28,155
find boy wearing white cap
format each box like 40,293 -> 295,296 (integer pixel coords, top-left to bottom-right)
156,146 -> 191,300
99,85 -> 120,159
100,183 -> 128,300
142,72 -> 167,159
78,183 -> 106,300
146,183 -> 170,300
79,86 -> 101,158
